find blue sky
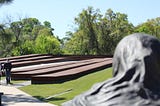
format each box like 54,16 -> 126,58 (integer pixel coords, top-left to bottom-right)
0,0 -> 159,38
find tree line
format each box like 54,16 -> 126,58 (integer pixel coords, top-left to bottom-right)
0,6 -> 160,57
0,18 -> 62,57
63,7 -> 160,55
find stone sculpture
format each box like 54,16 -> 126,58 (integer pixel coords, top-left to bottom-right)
62,33 -> 160,106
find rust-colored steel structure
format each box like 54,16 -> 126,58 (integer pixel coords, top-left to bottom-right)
0,54 -> 112,84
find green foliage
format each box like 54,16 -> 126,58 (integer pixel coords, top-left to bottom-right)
135,17 -> 160,38
64,31 -> 88,54
12,40 -> 35,55
64,7 -> 134,55
43,21 -> 51,28
97,9 -> 134,55
22,18 -> 40,35
74,7 -> 100,54
0,7 -> 159,57
0,25 -> 13,57
35,34 -> 61,54
0,17 -> 63,57
38,28 -> 53,37
11,26 -> 62,56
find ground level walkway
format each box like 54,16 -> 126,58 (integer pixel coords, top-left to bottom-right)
0,83 -> 57,106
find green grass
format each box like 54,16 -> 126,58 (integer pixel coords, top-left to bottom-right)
1,76 -> 27,84
0,76 -> 5,80
20,68 -> 112,106
11,80 -> 28,84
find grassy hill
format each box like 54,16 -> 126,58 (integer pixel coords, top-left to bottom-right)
20,67 -> 112,105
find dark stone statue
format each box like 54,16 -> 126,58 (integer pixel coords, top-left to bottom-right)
62,33 -> 160,106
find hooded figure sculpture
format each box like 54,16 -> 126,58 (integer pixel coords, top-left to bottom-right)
62,33 -> 160,106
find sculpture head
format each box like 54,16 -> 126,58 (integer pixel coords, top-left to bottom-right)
113,33 -> 160,90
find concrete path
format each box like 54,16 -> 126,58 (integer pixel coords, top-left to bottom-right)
0,85 -> 57,106
0,63 -> 61,106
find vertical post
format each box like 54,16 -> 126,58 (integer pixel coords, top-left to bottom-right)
0,92 -> 3,106
0,63 -> 1,85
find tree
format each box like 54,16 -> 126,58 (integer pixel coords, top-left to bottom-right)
64,30 -> 89,54
10,21 -> 23,45
135,17 -> 160,38
7,17 -> 59,56
65,7 -> 100,55
0,0 -> 13,6
64,7 -> 134,55
12,40 -> 35,55
35,34 -> 61,54
97,9 -> 134,54
0,24 -> 13,57
43,21 -> 54,34
0,0 -> 14,56
22,18 -> 40,35
43,21 -> 51,28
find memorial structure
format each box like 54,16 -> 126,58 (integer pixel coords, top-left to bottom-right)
62,33 -> 160,106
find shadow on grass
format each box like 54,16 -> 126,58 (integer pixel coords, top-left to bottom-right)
33,96 -> 66,102
45,97 -> 66,101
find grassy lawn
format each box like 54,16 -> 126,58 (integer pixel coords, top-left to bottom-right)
0,76 -> 5,80
11,80 -> 29,84
1,76 -> 27,84
20,68 -> 112,106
